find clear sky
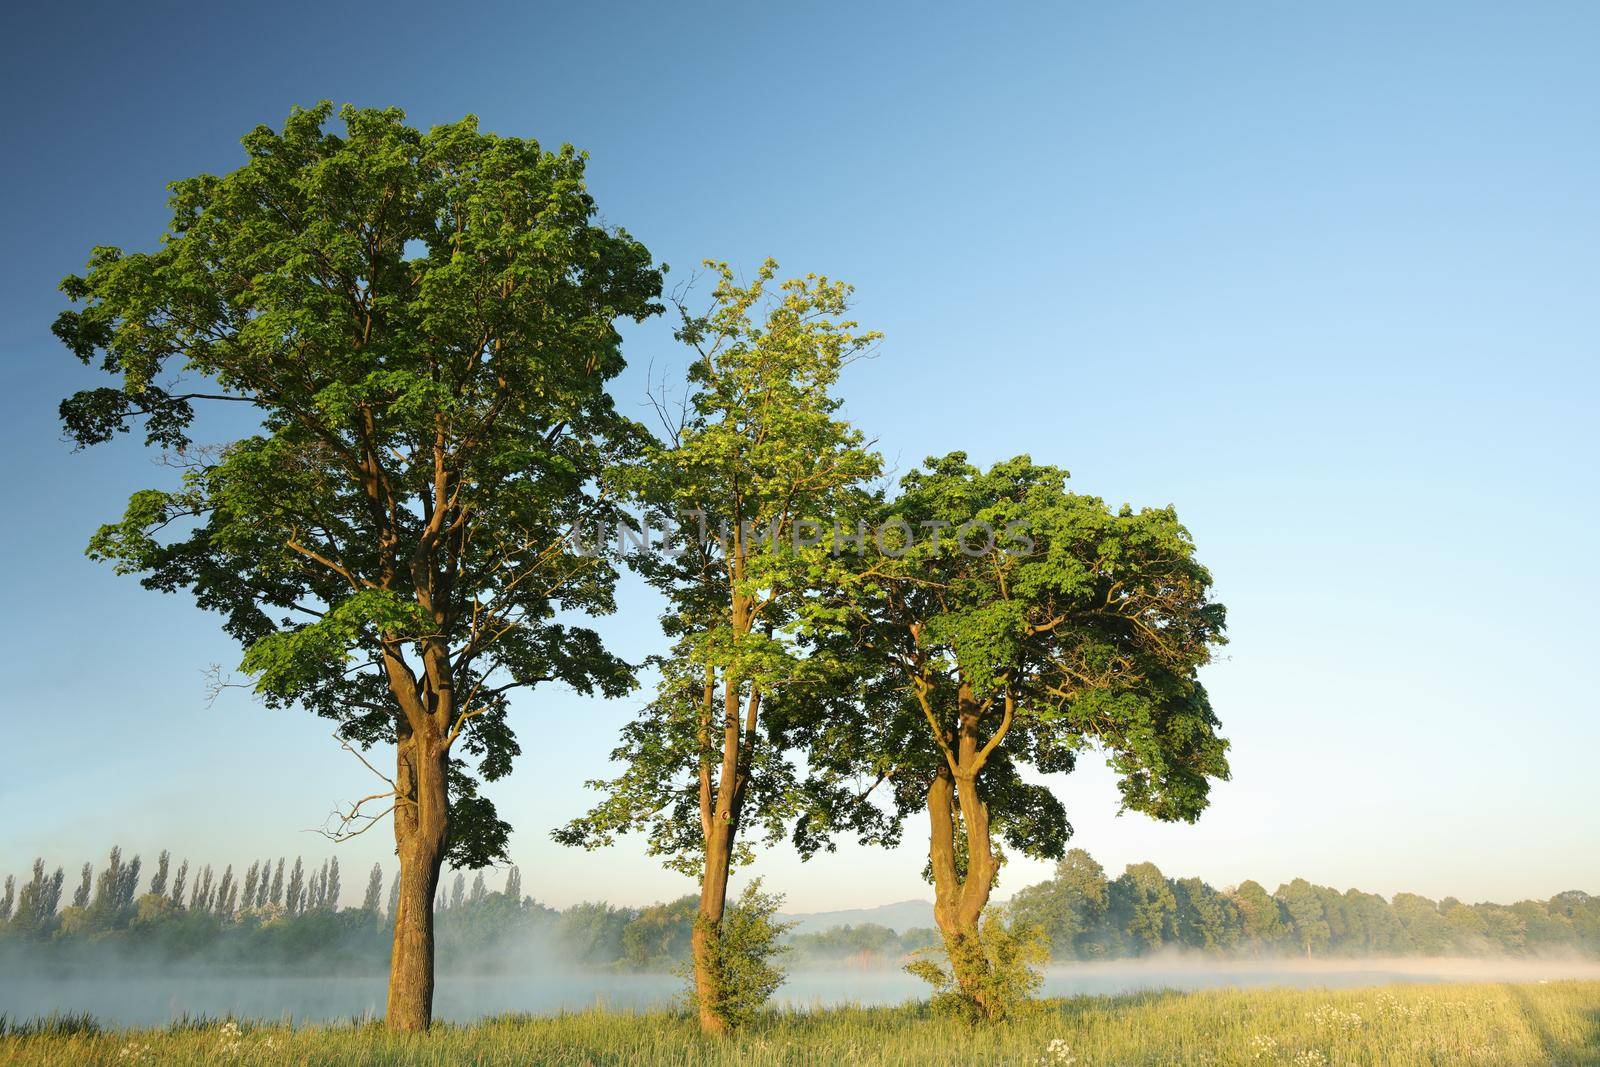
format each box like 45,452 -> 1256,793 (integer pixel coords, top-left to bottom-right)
2,1 -> 1596,913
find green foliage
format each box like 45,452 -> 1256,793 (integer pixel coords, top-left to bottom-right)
684,881 -> 795,1029
56,102 -> 662,870
559,260 -> 883,871
905,909 -> 1048,1023
793,453 -> 1231,877
7,983 -> 1600,1066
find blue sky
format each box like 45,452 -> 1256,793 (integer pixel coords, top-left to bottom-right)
2,1 -> 1596,912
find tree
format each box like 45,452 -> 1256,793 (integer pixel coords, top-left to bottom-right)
72,864 -> 93,910
170,860 -> 189,910
10,861 -> 65,939
362,864 -> 384,915
386,870 -> 402,922
503,866 -> 522,903
56,102 -> 661,1029
795,454 -> 1229,1018
1173,876 -> 1240,952
1277,879 -> 1331,958
149,851 -> 171,899
1009,849 -> 1110,959
285,859 -> 304,918
1112,863 -> 1179,953
557,260 -> 881,1032
1230,880 -> 1288,953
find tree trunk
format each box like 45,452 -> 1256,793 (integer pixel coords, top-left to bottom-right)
385,734 -> 449,1032
692,815 -> 736,1034
926,765 -> 1003,1020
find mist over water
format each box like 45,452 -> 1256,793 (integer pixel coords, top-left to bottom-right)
6,954 -> 1597,1028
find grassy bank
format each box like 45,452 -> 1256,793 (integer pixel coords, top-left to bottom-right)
2,980 -> 1596,1065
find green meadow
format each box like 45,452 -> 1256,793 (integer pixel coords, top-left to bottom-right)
4,980 -> 1597,1066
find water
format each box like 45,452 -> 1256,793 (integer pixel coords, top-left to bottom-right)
3,958 -> 1595,1027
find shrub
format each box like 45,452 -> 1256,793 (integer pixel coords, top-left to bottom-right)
905,907 -> 1048,1023
685,880 -> 795,1029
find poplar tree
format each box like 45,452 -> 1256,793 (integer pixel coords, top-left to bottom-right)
150,851 -> 171,899
362,864 -> 384,914
55,102 -> 659,1029
170,860 -> 189,909
72,864 -> 92,910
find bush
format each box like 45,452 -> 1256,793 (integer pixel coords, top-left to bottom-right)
685,880 -> 795,1029
905,907 -> 1048,1023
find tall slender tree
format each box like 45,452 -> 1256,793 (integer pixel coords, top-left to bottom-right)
72,864 -> 93,910
55,103 -> 660,1028
558,261 -> 882,1032
362,864 -> 384,914
169,860 -> 189,909
149,851 -> 171,899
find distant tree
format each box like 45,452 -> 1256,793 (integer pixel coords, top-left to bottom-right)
557,901 -> 636,964
285,859 -> 305,917
386,871 -> 402,922
1395,895 -> 1459,953
72,864 -> 93,910
620,896 -> 698,969
88,846 -> 142,927
451,872 -> 466,911
0,875 -> 14,921
216,866 -> 237,918
149,851 -> 171,899
1277,879 -> 1331,958
169,860 -> 189,909
1340,889 -> 1406,954
242,863 -> 261,911
1173,876 -> 1241,952
326,857 -> 342,911
503,866 -> 522,903
269,859 -> 285,907
255,858 -> 272,908
1112,863 -> 1179,953
469,872 -> 487,906
1009,849 -> 1111,959
56,102 -> 660,1030
1229,880 -> 1287,952
191,865 -> 214,913
362,864 -> 384,915
1441,897 -> 1489,952
12,860 -> 66,938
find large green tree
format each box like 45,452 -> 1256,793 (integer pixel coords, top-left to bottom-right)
557,260 -> 881,1032
794,454 -> 1230,1019
54,102 -> 661,1029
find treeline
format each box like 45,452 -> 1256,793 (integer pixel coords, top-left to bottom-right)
0,847 -> 860,972
1009,850 -> 1600,960
6,847 -> 1597,973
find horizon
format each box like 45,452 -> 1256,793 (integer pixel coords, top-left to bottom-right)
3,0 -> 1597,919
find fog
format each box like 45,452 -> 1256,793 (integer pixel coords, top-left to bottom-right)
5,952 -> 1597,1028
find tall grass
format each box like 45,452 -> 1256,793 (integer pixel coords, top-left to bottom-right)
1,980 -> 1595,1065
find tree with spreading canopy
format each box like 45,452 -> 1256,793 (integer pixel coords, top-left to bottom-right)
53,101 -> 661,1029
789,453 -> 1230,1019
555,260 -> 881,1032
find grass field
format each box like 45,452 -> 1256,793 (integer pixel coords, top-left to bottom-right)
2,980 -> 1596,1065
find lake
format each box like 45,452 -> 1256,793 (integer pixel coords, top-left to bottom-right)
4,957 -> 1595,1027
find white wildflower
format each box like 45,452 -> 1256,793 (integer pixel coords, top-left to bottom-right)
1038,1037 -> 1077,1065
